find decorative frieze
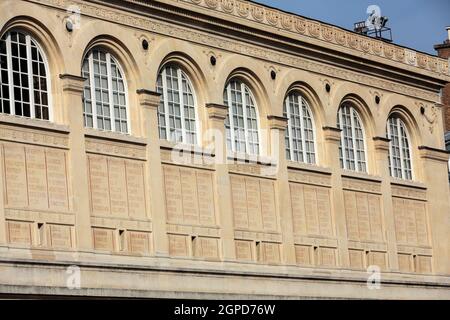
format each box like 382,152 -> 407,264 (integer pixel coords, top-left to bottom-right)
31,0 -> 443,102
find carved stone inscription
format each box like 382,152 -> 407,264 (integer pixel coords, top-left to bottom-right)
290,183 -> 333,237
88,155 -> 147,218
343,191 -> 383,242
235,240 -> 253,261
2,143 -> 69,210
48,224 -> 72,249
259,242 -> 281,264
6,220 -> 32,245
92,227 -> 115,251
295,245 -> 312,266
230,175 -> 277,232
393,197 -> 429,246
128,231 -> 151,254
194,237 -> 219,260
168,234 -> 189,257
163,165 -> 215,226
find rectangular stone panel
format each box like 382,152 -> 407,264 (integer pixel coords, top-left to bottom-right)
163,165 -> 215,226
398,253 -> 412,272
355,193 -> 370,241
6,220 -> 32,245
168,234 -> 189,257
344,191 -> 359,240
290,184 -> 307,235
25,147 -> 48,209
416,255 -> 432,274
92,227 -> 115,251
318,247 -> 336,267
108,158 -> 128,217
88,155 -> 111,215
245,177 -> 261,229
368,194 -> 383,241
260,242 -> 281,264
3,144 -> 28,207
349,249 -> 364,269
260,180 -> 277,231
230,176 -> 249,229
128,231 -> 151,254
46,149 -> 69,210
295,245 -> 312,266
194,237 -> 219,260
48,224 -> 72,249
125,161 -> 147,218
304,186 -> 319,235
368,251 -> 387,270
196,171 -> 216,225
180,168 -> 200,224
235,240 -> 254,261
393,197 -> 429,246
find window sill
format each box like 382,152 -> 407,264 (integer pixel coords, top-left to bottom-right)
84,128 -> 146,146
0,114 -> 69,133
390,178 -> 426,190
340,169 -> 383,183
159,139 -> 214,156
287,161 -> 331,175
226,151 -> 273,165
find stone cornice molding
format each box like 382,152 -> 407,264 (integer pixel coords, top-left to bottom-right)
267,115 -> 288,130
418,146 -> 450,162
168,0 -> 449,78
59,74 -> 86,93
206,103 -> 229,120
136,89 -> 161,109
29,0 -> 441,102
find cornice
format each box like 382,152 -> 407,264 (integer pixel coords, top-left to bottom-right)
27,0 -> 442,102
155,0 -> 449,79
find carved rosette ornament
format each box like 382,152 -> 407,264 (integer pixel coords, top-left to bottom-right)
321,26 -> 334,42
236,0 -> 249,17
417,54 -> 428,69
205,0 -> 218,9
221,0 -> 234,14
348,35 -> 360,49
361,39 -> 371,52
295,17 -> 307,34
335,30 -> 347,45
266,10 -> 279,26
250,5 -> 265,22
372,42 -> 383,56
383,45 -> 395,59
281,14 -> 293,30
308,22 -> 321,38
395,48 -> 405,62
429,58 -> 438,72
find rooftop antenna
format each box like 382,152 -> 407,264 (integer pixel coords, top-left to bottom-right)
354,5 -> 392,42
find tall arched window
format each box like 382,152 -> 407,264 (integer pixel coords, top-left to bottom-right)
156,65 -> 197,144
284,91 -> 316,164
0,30 -> 50,120
224,79 -> 259,155
82,48 -> 128,133
337,103 -> 367,172
387,116 -> 412,180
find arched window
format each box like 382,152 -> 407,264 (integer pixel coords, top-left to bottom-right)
387,116 -> 412,180
0,30 -> 50,120
284,91 -> 316,164
224,79 -> 259,155
82,48 -> 128,133
156,65 -> 197,144
337,103 -> 367,172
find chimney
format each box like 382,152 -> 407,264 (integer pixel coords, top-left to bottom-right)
434,27 -> 450,59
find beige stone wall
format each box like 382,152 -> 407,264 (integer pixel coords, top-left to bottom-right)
0,0 -> 449,299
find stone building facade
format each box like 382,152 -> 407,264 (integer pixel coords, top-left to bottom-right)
0,0 -> 449,299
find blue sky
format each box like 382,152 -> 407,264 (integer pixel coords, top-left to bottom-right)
255,0 -> 450,55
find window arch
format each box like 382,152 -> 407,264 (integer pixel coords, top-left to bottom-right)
82,48 -> 129,133
387,115 -> 413,180
337,103 -> 367,172
284,91 -> 316,164
224,79 -> 260,155
0,30 -> 50,120
156,64 -> 198,145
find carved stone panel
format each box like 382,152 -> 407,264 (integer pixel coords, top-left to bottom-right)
163,165 -> 216,226
344,191 -> 383,242
230,175 -> 278,232
48,224 -> 73,249
393,197 -> 429,246
194,237 -> 219,260
290,183 -> 333,237
92,227 -> 115,251
235,240 -> 253,261
168,234 -> 189,257
128,231 -> 151,254
295,245 -> 312,266
6,220 -> 32,245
